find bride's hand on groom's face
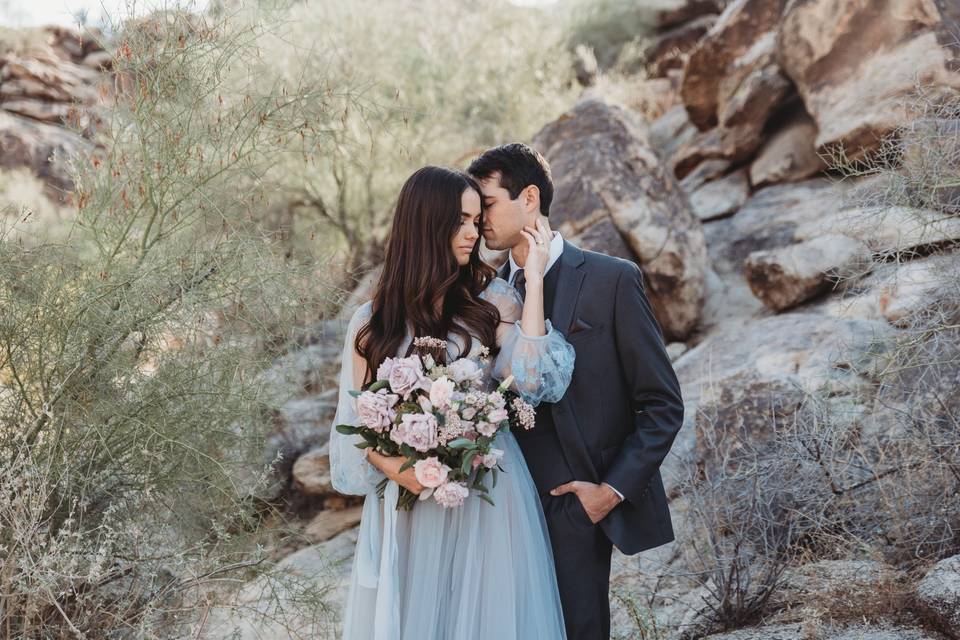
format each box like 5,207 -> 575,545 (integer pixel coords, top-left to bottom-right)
365,449 -> 425,495
519,218 -> 552,284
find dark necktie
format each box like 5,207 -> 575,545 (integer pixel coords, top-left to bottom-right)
512,268 -> 526,298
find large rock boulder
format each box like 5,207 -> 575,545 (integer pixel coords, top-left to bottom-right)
743,234 -> 870,311
688,168 -> 749,220
0,110 -> 92,198
702,624 -> 805,640
668,311 -> 891,484
533,98 -> 708,340
680,0 -> 788,130
647,0 -> 727,30
915,553 -> 960,637
820,624 -> 946,640
749,106 -> 827,187
645,15 -> 718,78
194,527 -> 357,639
700,178 -> 845,328
778,0 -> 960,156
763,560 -> 906,626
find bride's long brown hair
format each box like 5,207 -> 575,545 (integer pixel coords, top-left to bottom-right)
355,166 -> 500,385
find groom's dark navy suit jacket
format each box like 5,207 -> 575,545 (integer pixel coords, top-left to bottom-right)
500,239 -> 684,555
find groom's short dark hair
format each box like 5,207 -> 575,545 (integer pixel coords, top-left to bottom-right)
467,143 -> 554,217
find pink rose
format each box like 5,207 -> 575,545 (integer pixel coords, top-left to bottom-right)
447,358 -> 482,383
376,357 -> 397,382
487,407 -> 509,424
388,355 -> 428,399
460,406 -> 477,420
487,392 -> 506,409
356,389 -> 399,432
482,448 -> 504,468
414,456 -> 451,488
429,376 -> 455,410
433,481 -> 469,508
417,395 -> 433,413
475,420 -> 497,437
390,412 -> 439,452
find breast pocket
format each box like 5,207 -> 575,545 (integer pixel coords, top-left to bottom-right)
567,322 -> 605,345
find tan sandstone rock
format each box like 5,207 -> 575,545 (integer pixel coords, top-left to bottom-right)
778,0 -> 960,157
533,98 -> 708,340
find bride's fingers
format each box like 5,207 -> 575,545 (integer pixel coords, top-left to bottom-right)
523,224 -> 548,248
519,228 -> 538,251
533,218 -> 551,245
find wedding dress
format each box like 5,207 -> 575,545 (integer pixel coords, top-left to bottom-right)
329,276 -> 575,640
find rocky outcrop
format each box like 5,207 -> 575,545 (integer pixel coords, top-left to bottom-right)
743,234 -> 870,311
0,28 -> 112,198
680,0 -> 787,130
688,167 -> 748,220
749,107 -> 826,187
703,624 -> 805,640
532,98 -> 709,340
778,0 -> 960,157
194,527 -> 357,640
916,554 -> 960,637
0,110 -> 92,197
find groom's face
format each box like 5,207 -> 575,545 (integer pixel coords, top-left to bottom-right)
477,172 -> 529,252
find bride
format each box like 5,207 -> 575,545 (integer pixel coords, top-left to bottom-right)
329,165 -> 575,639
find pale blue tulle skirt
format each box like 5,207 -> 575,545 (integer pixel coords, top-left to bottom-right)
340,428 -> 567,640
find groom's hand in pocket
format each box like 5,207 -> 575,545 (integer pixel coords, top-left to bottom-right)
550,481 -> 622,524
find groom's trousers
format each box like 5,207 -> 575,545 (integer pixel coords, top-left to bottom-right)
540,490 -> 614,640
515,384 -> 615,640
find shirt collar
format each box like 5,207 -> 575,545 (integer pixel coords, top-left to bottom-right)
507,229 -> 564,285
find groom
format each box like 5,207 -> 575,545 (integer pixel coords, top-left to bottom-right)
469,143 -> 685,640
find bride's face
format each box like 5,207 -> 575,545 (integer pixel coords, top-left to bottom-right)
452,187 -> 482,266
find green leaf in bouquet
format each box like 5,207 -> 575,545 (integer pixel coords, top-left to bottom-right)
361,431 -> 380,445
471,479 -> 489,493
336,424 -> 360,434
461,451 -> 478,475
477,493 -> 496,507
491,468 -> 498,489
353,442 -> 373,450
348,390 -> 362,398
399,457 -> 417,472
369,380 -> 391,392
447,438 -> 475,449
397,401 -> 421,412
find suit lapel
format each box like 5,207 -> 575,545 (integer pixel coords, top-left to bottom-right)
550,240 -> 586,336
549,240 -> 599,482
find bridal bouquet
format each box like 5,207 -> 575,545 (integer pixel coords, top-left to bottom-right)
335,336 -> 536,510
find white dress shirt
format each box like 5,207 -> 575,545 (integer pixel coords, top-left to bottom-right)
506,230 -> 625,505
506,228 -> 565,286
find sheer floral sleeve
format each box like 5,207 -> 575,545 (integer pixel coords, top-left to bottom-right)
328,301 -> 387,495
481,277 -> 575,406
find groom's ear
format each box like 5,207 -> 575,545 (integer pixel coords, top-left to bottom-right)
521,184 -> 541,215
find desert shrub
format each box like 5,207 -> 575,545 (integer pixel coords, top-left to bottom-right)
824,86 -> 960,562
0,4 -> 355,637
563,0 -> 657,71
252,0 -> 577,278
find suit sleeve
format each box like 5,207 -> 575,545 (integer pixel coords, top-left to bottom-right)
601,261 -> 684,505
